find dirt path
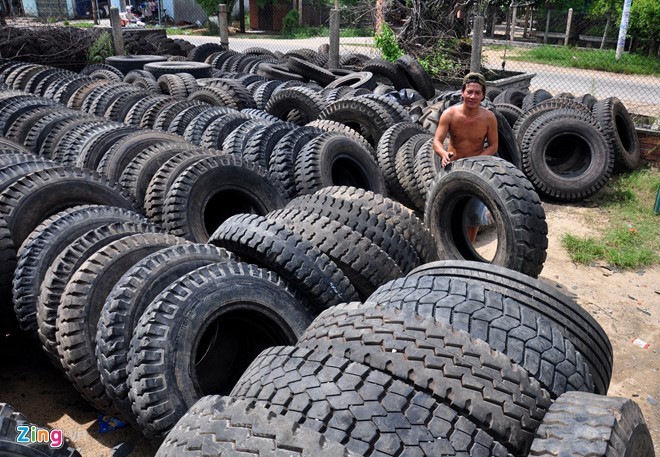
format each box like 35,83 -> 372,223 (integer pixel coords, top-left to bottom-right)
1,199 -> 658,455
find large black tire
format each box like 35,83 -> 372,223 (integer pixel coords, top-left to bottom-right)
232,345 -> 511,457
73,124 -> 140,170
365,274 -> 595,397
376,122 -> 432,207
316,185 -> 438,264
162,154 -> 288,242
424,156 -> 548,278
144,61 -> 213,79
318,97 -> 405,148
119,142 -> 200,206
155,395 -> 356,457
209,213 -> 359,312
592,97 -> 641,170
492,87 -> 529,108
265,86 -> 326,125
56,233 -> 186,415
284,192 -> 421,274
299,303 -> 554,455
360,58 -> 409,89
221,118 -> 274,155
127,261 -> 314,439
204,78 -> 257,110
530,391 -> 654,456
494,102 -> 524,127
293,132 -> 386,196
96,130 -> 187,181
408,260 -> 614,395
240,121 -> 296,170
513,98 -> 592,148
521,89 -> 553,111
0,167 -> 140,269
492,108 -> 522,168
12,205 -> 150,334
105,55 -> 167,74
395,133 -> 434,212
199,111 -> 253,151
96,243 -> 232,421
187,43 -> 226,62
268,125 -> 324,199
37,221 -> 161,370
267,207 -> 402,299
182,106 -> 239,145
286,56 -> 336,86
519,109 -> 613,201
144,149 -> 221,224
395,54 -> 435,99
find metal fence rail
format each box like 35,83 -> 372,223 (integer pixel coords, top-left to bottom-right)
1,0 -> 658,127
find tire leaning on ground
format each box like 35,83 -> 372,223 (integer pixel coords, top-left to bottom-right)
161,154 -> 288,242
519,109 -> 614,201
530,391 -> 655,457
127,261 -> 314,439
592,96 -> 641,171
293,131 -> 386,196
424,156 -> 548,278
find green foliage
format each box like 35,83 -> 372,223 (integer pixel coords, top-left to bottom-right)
373,22 -> 403,61
197,0 -> 236,17
418,40 -> 461,78
562,168 -> 660,269
628,0 -> 660,46
507,45 -> 660,76
87,31 -> 114,63
281,9 -> 299,34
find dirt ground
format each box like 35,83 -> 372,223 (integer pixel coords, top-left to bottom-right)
1,198 -> 659,456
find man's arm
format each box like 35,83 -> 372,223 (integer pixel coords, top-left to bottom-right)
481,110 -> 499,156
433,109 -> 453,167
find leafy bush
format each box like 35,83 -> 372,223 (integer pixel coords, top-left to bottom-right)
374,22 -> 403,61
88,31 -> 114,63
282,10 -> 299,34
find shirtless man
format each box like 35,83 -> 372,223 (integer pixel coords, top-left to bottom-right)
432,72 -> 498,242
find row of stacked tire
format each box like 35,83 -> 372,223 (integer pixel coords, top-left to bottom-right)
0,42 -> 654,457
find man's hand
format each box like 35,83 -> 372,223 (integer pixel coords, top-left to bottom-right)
437,150 -> 453,167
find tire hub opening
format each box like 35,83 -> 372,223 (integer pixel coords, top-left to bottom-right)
545,134 -> 591,177
204,189 -> 261,238
331,156 -> 371,190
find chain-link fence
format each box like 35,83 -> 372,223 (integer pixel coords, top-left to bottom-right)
1,0 -> 658,126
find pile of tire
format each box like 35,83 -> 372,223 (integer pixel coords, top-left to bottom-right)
155,260 -> 655,456
0,51 -> 653,455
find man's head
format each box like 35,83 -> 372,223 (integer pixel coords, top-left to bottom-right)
461,72 -> 486,103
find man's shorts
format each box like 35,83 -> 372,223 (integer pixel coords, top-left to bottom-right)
465,197 -> 489,227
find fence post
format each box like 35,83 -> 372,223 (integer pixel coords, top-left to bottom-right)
470,15 -> 484,72
218,3 -> 229,50
564,8 -> 573,46
328,7 -> 340,69
109,7 -> 124,56
615,0 -> 632,60
509,6 -> 517,41
544,9 -> 551,44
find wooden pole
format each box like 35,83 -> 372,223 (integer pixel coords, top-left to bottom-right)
219,3 -> 229,50
564,8 -> 573,46
109,7 -> 124,56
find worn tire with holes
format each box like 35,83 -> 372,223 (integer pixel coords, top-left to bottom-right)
395,54 -> 435,99
127,261 -> 313,439
96,243 -> 231,420
155,395 -> 357,457
365,274 -> 595,397
529,391 -> 654,456
408,260 -> 613,395
424,156 -> 548,277
56,233 -> 185,415
162,154 -> 288,241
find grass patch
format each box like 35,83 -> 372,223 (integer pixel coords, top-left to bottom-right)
561,168 -> 660,269
497,45 -> 660,76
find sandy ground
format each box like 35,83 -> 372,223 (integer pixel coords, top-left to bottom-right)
1,196 -> 659,455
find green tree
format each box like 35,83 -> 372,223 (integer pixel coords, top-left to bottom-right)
629,0 -> 660,55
